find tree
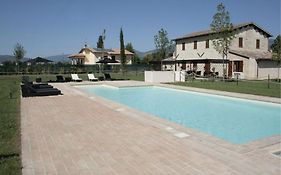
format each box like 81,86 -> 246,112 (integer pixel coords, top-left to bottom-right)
210,3 -> 234,80
126,42 -> 140,64
271,35 -> 281,59
120,28 -> 126,70
142,53 -> 154,64
271,35 -> 281,80
154,28 -> 172,60
101,29 -> 106,59
96,35 -> 104,49
13,43 -> 26,73
125,42 -> 134,53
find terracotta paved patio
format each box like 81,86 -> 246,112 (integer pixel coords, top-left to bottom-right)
21,81 -> 281,175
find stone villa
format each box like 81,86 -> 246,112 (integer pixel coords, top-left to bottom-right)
69,46 -> 134,65
171,22 -> 280,79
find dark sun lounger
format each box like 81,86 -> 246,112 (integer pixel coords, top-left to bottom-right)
21,84 -> 61,97
21,76 -> 62,97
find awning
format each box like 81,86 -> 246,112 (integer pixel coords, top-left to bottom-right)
96,58 -> 119,64
150,59 -> 229,64
229,50 -> 272,60
68,53 -> 86,59
176,59 -> 229,64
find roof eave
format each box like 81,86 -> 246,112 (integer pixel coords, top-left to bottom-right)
174,22 -> 273,41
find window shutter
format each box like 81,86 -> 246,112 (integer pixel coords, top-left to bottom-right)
239,37 -> 243,48
194,41 -> 197,49
239,61 -> 243,72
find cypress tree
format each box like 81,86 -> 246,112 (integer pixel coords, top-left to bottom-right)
120,28 -> 126,70
96,35 -> 104,49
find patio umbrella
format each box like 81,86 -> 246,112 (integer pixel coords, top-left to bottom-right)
96,58 -> 119,64
96,58 -> 119,73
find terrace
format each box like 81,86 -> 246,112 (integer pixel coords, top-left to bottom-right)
21,81 -> 281,175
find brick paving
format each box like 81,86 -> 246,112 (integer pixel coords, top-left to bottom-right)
21,82 -> 281,175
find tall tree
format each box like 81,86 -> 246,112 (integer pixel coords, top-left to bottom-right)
125,42 -> 140,64
154,28 -> 172,60
101,29 -> 106,59
13,43 -> 26,73
210,3 -> 234,80
120,28 -> 126,69
96,35 -> 104,49
271,35 -> 281,80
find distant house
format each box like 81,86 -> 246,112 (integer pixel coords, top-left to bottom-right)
173,22 -> 280,79
69,46 -> 134,65
25,57 -> 53,66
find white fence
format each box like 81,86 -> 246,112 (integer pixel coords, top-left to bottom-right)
145,71 -> 185,83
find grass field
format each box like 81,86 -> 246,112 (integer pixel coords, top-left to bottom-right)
171,79 -> 281,98
0,76 -> 21,175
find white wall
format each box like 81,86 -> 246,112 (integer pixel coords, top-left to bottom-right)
258,61 -> 281,79
145,71 -> 175,83
82,50 -> 98,65
145,71 -> 185,83
176,35 -> 222,60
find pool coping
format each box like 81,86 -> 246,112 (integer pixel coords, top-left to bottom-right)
69,80 -> 280,104
158,83 -> 281,104
72,81 -> 281,154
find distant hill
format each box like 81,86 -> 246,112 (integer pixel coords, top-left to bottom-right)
134,49 -> 158,59
0,55 -> 28,63
0,54 -> 71,63
46,54 -> 71,63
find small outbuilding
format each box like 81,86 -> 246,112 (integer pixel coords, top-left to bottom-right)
25,57 -> 53,66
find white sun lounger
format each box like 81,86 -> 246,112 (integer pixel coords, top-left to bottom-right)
88,73 -> 98,81
71,74 -> 82,82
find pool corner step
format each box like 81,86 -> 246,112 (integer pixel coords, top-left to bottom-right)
165,127 -> 190,139
174,132 -> 190,138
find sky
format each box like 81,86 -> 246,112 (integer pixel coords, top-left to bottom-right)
0,0 -> 280,58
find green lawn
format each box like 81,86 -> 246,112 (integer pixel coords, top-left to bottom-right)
171,80 -> 281,98
0,76 -> 21,175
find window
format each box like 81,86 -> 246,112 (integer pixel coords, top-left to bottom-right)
239,37 -> 243,48
111,56 -> 116,61
234,61 -> 243,72
194,41 -> 197,49
182,42 -> 185,50
256,39 -> 260,49
205,40 -> 209,48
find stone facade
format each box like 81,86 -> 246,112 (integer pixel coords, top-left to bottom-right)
70,47 -> 133,65
174,22 -> 278,79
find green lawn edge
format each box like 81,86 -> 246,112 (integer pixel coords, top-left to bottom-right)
170,80 -> 281,98
0,76 -> 21,175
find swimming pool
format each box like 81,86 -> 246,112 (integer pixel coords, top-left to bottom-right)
78,85 -> 281,144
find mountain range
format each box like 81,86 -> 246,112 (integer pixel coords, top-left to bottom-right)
0,49 -> 157,63
0,39 -> 275,63
0,54 -> 72,63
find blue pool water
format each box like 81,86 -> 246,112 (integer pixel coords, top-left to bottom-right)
78,85 -> 281,144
